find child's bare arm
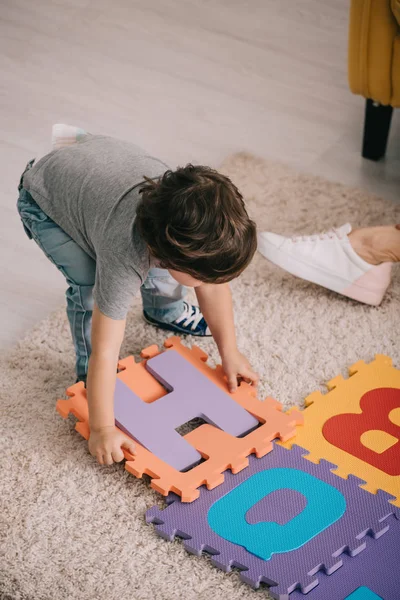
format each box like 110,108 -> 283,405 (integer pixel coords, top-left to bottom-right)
195,283 -> 258,393
87,304 -> 135,465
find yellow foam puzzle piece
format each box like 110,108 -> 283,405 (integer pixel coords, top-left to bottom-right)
280,354 -> 400,506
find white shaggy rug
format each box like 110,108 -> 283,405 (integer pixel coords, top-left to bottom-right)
1,153 -> 399,600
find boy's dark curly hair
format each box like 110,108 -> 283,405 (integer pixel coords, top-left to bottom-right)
137,164 -> 257,283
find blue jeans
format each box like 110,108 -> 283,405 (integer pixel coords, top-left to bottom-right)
17,165 -> 186,379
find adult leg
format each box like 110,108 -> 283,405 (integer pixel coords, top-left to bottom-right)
17,188 -> 96,379
348,225 -> 400,264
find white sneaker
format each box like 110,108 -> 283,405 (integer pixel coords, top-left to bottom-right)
257,223 -> 392,306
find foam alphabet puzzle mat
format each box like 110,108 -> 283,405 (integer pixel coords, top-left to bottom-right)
146,445 -> 399,599
56,336 -> 303,501
114,347 -> 259,471
56,342 -> 400,598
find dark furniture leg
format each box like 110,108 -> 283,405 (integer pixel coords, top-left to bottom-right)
362,98 -> 393,161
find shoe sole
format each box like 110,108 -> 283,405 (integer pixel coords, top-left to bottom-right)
143,313 -> 212,337
258,238 -> 388,306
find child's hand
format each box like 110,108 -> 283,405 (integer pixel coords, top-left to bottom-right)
221,349 -> 259,393
88,425 -> 136,465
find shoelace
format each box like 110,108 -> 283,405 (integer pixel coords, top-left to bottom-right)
175,302 -> 203,331
291,227 -> 344,243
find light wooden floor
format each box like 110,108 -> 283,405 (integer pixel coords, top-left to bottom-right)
1,0 -> 399,351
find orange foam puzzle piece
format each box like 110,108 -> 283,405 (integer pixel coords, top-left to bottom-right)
56,337 -> 303,502
280,354 -> 400,506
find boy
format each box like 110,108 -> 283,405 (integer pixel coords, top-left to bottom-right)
18,126 -> 259,467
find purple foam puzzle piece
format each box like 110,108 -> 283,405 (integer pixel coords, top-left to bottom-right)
114,349 -> 258,471
146,444 -> 399,600
290,514 -> 400,600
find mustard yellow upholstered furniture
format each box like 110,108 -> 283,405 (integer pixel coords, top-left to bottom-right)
348,0 -> 400,160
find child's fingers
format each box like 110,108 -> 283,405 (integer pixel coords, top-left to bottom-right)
240,367 -> 259,387
227,373 -> 238,393
112,447 -> 125,463
122,438 -> 136,456
103,453 -> 114,466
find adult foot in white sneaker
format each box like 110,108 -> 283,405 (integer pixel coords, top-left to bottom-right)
257,224 -> 398,306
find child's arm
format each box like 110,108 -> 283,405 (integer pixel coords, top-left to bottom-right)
195,283 -> 259,393
86,304 -> 136,465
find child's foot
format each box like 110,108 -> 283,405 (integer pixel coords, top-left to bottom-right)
143,301 -> 212,336
257,223 -> 393,306
52,124 -> 87,150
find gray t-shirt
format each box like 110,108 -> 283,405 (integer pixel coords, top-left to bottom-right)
22,134 -> 169,319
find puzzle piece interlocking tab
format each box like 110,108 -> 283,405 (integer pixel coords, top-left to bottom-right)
56,336 -> 303,501
280,354 -> 400,506
289,514 -> 400,600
